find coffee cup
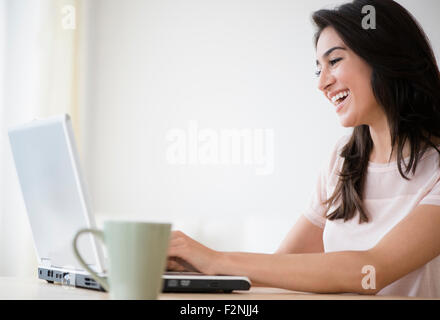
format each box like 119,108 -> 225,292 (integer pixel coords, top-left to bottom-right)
73,220 -> 171,299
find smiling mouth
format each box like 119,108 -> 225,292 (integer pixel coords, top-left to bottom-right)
334,91 -> 350,113
331,90 -> 350,106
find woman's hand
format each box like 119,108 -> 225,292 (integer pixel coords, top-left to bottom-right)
167,230 -> 221,275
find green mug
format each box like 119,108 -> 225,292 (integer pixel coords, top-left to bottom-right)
73,220 -> 171,299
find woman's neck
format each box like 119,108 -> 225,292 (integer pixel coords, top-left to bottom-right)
368,119 -> 440,164
368,118 -> 410,164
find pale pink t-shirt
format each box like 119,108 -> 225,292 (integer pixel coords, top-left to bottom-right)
303,135 -> 440,298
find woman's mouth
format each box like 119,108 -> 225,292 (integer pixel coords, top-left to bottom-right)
331,90 -> 350,113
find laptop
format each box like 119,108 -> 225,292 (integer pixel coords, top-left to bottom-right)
7,114 -> 251,293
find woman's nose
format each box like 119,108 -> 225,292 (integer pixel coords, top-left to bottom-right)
317,67 -> 335,92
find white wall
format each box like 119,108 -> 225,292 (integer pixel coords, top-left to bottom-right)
0,0 -> 42,276
81,0 -> 440,253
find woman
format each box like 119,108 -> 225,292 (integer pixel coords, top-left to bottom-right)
167,0 -> 440,297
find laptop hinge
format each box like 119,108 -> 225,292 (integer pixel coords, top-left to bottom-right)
41,258 -> 52,268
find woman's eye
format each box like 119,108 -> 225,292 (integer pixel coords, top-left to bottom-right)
315,58 -> 342,77
330,58 -> 342,66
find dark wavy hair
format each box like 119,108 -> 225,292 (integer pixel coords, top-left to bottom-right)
312,0 -> 440,223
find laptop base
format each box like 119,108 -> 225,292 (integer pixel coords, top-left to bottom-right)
38,267 -> 250,293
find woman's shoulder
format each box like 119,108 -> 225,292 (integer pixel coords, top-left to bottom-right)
334,134 -> 351,152
329,134 -> 350,162
320,134 -> 350,178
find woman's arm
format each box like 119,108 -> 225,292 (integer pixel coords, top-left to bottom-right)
166,214 -> 323,274
167,204 -> 440,295
251,215 -> 324,287
168,230 -> 375,294
221,204 -> 440,294
217,250 -> 376,294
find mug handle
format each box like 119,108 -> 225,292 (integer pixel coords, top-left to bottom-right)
72,228 -> 110,292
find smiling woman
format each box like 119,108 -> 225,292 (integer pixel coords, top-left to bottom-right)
167,0 -> 440,298
312,0 -> 440,223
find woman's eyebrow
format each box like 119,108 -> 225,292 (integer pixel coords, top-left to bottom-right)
316,46 -> 346,66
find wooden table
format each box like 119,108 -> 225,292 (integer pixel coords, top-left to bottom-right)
0,277 -> 423,300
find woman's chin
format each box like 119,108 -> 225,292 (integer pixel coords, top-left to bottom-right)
338,114 -> 357,128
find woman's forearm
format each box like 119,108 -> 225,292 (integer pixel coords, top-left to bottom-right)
215,250 -> 380,294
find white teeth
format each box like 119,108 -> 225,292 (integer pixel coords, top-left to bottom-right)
331,90 -> 350,104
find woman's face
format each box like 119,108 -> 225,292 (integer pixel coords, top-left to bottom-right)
315,27 -> 383,127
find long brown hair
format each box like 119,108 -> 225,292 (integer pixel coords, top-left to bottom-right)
312,0 -> 440,223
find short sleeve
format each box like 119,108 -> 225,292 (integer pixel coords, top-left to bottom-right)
420,175 -> 440,206
302,135 -> 348,229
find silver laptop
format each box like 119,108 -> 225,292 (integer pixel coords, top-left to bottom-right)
8,114 -> 251,293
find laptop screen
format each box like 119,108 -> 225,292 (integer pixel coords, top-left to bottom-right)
8,115 -> 105,272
